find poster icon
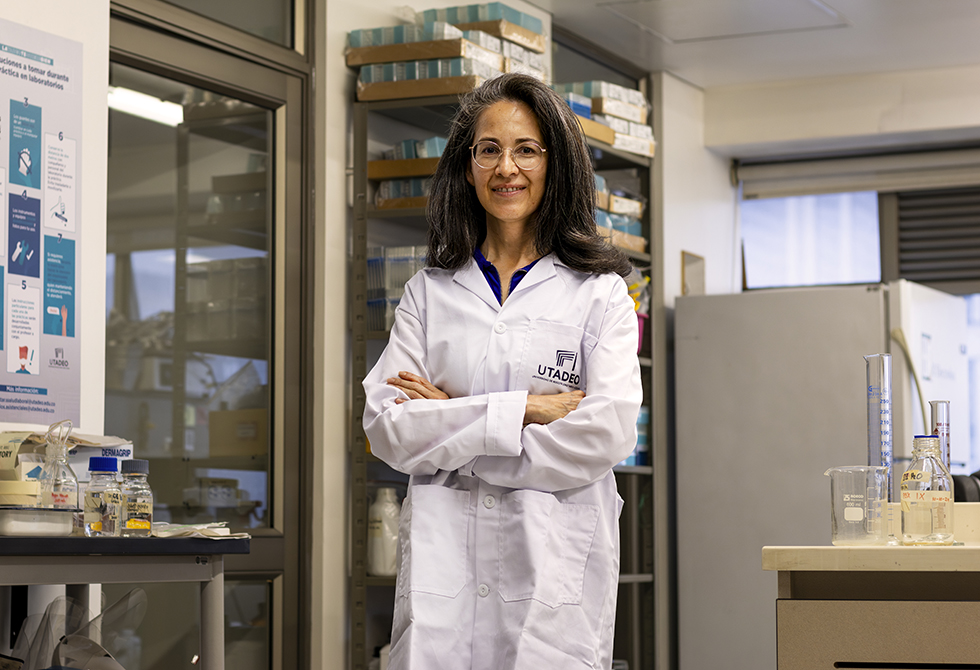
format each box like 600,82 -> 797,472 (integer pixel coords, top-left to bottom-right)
18,148 -> 31,177
16,345 -> 32,374
9,100 -> 42,190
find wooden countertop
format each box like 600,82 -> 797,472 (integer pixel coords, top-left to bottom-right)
762,544 -> 980,572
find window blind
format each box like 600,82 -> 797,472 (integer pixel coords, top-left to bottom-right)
894,186 -> 980,288
737,148 -> 980,200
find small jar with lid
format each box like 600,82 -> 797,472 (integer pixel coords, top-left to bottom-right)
901,435 -> 954,546
120,459 -> 153,537
84,457 -> 122,537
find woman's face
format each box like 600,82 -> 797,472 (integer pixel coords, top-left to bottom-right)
466,100 -> 547,231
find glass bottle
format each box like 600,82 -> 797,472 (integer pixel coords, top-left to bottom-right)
901,435 -> 954,546
38,419 -> 78,510
85,457 -> 122,537
121,459 -> 153,537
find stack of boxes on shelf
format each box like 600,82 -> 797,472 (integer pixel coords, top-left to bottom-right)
373,135 -> 448,209
419,4 -> 546,79
619,406 -> 650,467
366,246 -> 427,331
553,80 -> 656,158
594,174 -> 647,253
347,3 -> 548,101
186,258 -> 267,342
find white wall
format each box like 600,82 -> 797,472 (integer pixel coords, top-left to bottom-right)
312,3 -> 549,668
705,63 -> 980,158
657,72 -> 739,308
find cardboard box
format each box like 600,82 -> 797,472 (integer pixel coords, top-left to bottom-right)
356,75 -> 485,101
368,157 -> 440,180
612,133 -> 657,158
346,38 -> 504,71
609,194 -> 645,219
592,97 -> 649,124
503,57 -> 546,81
373,195 -> 429,210
209,408 -> 268,457
576,114 -> 616,145
596,189 -> 610,211
454,20 -> 546,53
599,227 -> 648,253
68,444 -> 134,482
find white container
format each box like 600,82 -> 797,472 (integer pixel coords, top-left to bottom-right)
0,506 -> 74,536
368,488 -> 401,576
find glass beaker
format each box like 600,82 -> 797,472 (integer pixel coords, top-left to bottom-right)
825,465 -> 888,546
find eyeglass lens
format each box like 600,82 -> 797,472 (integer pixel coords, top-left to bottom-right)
471,141 -> 545,169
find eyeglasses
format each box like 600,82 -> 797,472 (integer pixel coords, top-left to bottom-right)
470,140 -> 546,170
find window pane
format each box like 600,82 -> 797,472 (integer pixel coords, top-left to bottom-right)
101,579 -> 271,670
740,192 -> 880,288
105,63 -> 272,530
162,0 -> 293,48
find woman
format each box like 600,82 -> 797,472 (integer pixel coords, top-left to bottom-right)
362,73 -> 642,669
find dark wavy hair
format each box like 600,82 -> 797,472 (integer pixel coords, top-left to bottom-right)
426,73 -> 633,277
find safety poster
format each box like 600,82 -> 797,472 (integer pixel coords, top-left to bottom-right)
0,18 -> 82,423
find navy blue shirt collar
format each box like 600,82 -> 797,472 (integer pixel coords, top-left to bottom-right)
473,247 -> 540,305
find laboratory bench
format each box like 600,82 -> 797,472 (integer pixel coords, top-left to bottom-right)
763,503 -> 980,669
0,536 -> 250,670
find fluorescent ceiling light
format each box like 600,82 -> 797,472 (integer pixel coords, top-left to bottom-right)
107,86 -> 183,127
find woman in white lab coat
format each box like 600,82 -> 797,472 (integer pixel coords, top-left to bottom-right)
363,73 -> 642,670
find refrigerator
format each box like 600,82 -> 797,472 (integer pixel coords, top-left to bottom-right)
674,279 -> 968,670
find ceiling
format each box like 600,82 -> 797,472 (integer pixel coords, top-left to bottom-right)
536,0 -> 980,88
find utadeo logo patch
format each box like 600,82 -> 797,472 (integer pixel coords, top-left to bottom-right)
532,349 -> 581,389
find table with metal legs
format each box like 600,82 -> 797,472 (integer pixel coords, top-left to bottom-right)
0,537 -> 249,670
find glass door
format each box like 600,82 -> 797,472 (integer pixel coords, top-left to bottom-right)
106,15 -> 306,670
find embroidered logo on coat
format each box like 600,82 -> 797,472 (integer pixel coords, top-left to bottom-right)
555,350 -> 577,370
532,349 -> 581,389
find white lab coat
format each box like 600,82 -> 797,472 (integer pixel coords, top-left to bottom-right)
363,252 -> 642,670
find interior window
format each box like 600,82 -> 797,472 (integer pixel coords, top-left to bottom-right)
740,191 -> 880,288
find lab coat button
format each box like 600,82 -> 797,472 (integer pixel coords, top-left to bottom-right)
478,583 -> 490,597
493,322 -> 507,334
483,495 -> 496,509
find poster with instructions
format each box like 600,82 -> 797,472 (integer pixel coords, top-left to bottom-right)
0,19 -> 81,423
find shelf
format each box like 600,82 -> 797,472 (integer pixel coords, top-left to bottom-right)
212,172 -> 267,194
587,137 -> 652,170
368,157 -> 440,180
187,215 -> 268,250
618,573 -> 654,584
185,338 -> 265,360
180,109 -> 268,151
365,575 -> 397,587
638,356 -> 653,368
614,465 -> 653,476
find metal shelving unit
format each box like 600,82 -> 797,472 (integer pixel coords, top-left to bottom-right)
349,91 -> 657,670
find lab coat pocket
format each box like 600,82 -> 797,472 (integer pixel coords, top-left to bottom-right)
517,320 -> 597,395
399,485 -> 471,598
498,489 -> 600,607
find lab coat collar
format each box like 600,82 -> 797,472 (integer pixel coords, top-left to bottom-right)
453,252 -> 560,310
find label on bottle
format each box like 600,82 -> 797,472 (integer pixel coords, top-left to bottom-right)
41,490 -> 73,508
368,517 -> 382,537
901,489 -> 951,513
85,490 -> 121,532
901,469 -> 926,484
125,519 -> 152,530
127,501 -> 151,516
